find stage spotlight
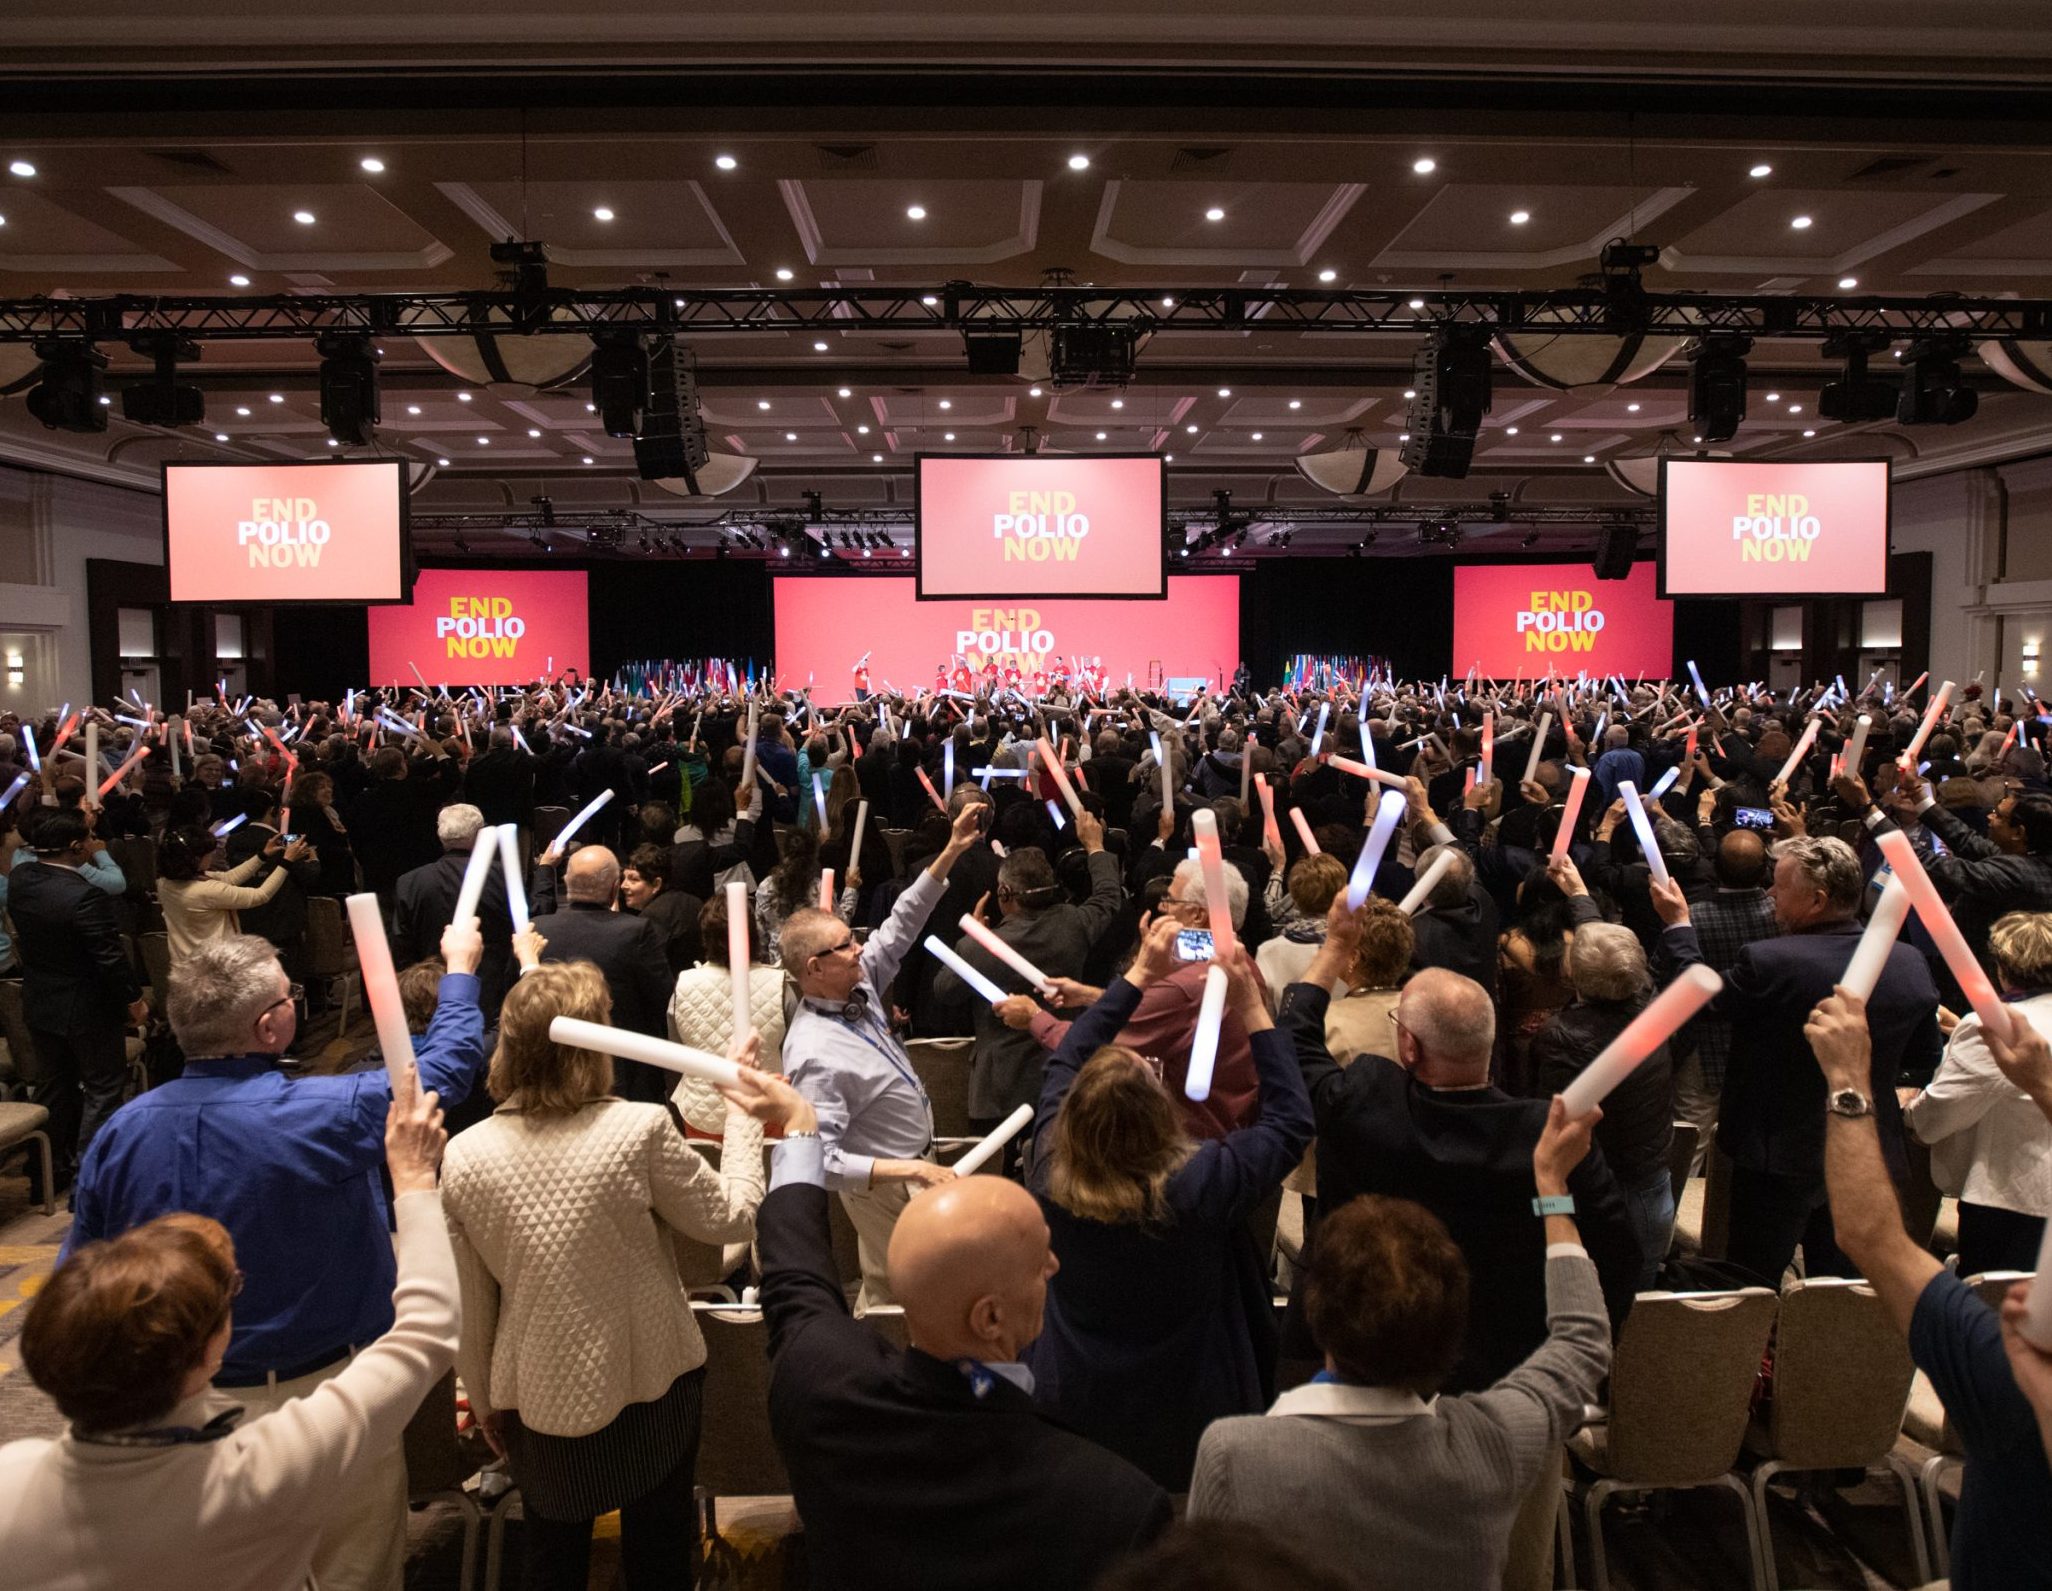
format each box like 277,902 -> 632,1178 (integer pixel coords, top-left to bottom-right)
1818,331 -> 1897,424
1521,531 -> 1540,548
1400,324 -> 1492,478
1896,335 -> 1979,425
316,332 -> 380,446
26,340 -> 109,433
1049,324 -> 1141,388
632,339 -> 711,482
1686,332 -> 1751,444
590,331 -> 653,441
120,334 -> 204,428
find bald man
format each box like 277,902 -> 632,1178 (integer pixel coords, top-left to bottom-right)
1672,826 -> 1779,1162
528,843 -> 674,1099
750,1083 -> 1171,1589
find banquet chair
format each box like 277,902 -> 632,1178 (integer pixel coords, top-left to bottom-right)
904,1036 -> 976,1146
303,896 -> 362,1037
0,1101 -> 54,1215
1665,1121 -> 1699,1208
879,827 -> 911,881
1568,1285 -> 1779,1591
402,1371 -> 486,1591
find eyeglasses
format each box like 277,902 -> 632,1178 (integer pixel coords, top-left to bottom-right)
261,983 -> 304,1018
815,937 -> 858,960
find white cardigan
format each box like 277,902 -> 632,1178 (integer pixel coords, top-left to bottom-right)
0,1189 -> 458,1591
1906,994 -> 2052,1219
669,963 -> 788,1132
441,1098 -> 764,1437
158,853 -> 289,962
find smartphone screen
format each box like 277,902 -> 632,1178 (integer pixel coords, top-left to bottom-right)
1734,807 -> 1775,831
1175,929 -> 1215,962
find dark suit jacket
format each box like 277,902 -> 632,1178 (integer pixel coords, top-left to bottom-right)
1409,881 -> 1501,998
462,747 -> 535,829
348,774 -> 445,895
1660,917 -> 1942,1179
395,847 -> 516,1013
11,860 -> 140,1032
1280,980 -> 1639,1393
758,1180 -> 1171,1590
224,823 -> 320,946
530,897 -> 674,1097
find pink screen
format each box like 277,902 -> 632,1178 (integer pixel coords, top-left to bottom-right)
1661,458 -> 1890,595
1452,563 -> 1674,678
367,568 -> 590,687
917,454 -> 1165,598
776,576 -> 1237,702
165,461 -> 406,603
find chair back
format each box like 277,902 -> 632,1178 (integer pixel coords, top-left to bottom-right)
862,1304 -> 910,1350
879,827 -> 911,881
1700,1144 -> 1736,1260
304,895 -> 351,976
690,1306 -> 790,1494
904,1037 -> 975,1140
0,978 -> 39,1087
402,1371 -> 482,1496
104,835 -> 158,895
1665,1120 -> 1699,1206
1606,1287 -> 1777,1484
532,807 -> 571,850
139,932 -> 172,1005
1764,1278 -> 1916,1468
1915,1270 -> 2039,1457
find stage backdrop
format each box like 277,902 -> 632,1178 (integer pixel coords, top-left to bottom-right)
775,574 -> 1237,701
367,568 -> 590,686
1451,562 -> 1674,678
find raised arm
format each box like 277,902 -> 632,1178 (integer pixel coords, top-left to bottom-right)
859,800 -> 984,992
1029,919 -> 1169,1170
1179,948 -> 1315,1221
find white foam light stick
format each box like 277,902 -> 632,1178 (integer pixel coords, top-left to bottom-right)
819,868 -> 836,912
952,1102 -> 1035,1175
1253,772 -> 1282,849
1191,808 -> 1240,959
1617,780 -> 1670,888
812,772 -> 829,828
846,796 -> 871,875
1845,713 -> 1872,776
449,830 -> 498,932
959,912 -> 1057,995
1036,736 -> 1086,819
1185,963 -> 1231,1103
211,813 -> 247,837
1900,679 -> 1955,767
20,723 -> 37,774
725,879 -> 755,1042
926,934 -> 1007,1005
1874,830 -> 2014,1041
1157,738 -> 1175,822
550,788 -> 614,853
1397,850 -> 1456,915
547,1016 -> 742,1088
1840,875 -> 1911,999
1774,718 -> 1821,788
1560,964 -> 1722,1119
1650,765 -> 1681,798
1550,766 -> 1591,862
1346,789 -> 1408,910
1309,702 -> 1330,758
345,892 -> 419,1096
83,721 -> 98,803
0,771 -> 28,814
496,823 -> 530,932
1523,712 -> 1552,784
1288,807 -> 1321,855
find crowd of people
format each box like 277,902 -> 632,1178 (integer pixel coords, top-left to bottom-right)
0,666 -> 2049,1589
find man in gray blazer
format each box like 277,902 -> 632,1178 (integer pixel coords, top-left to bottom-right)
935,809 -> 1124,1135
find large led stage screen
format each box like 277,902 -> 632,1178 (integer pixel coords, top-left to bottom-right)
1660,457 -> 1891,597
776,576 -> 1236,702
163,459 -> 408,604
368,568 -> 590,687
1452,563 -> 1674,678
916,453 -> 1167,600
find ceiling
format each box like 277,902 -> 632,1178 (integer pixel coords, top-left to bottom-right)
4,20 -> 2052,562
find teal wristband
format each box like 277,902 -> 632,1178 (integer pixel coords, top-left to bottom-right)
1532,1194 -> 1575,1218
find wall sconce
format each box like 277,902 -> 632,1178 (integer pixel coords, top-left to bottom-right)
5,654 -> 22,687
2026,639 -> 2042,679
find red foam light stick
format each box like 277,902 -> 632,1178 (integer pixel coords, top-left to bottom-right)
1874,829 -> 2014,1042
96,743 -> 149,798
50,713 -> 79,754
1190,808 -> 1239,960
1560,964 -> 1722,1119
915,766 -> 948,815
1550,766 -> 1591,862
1288,807 -> 1320,855
1253,772 -> 1282,849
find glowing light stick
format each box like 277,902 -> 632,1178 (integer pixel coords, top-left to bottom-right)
1191,808 -> 1240,959
1397,850 -> 1456,915
1046,798 -> 1066,830
926,934 -> 1007,1005
1289,807 -> 1321,854
819,868 -> 836,912
1523,712 -> 1552,784
1875,829 -> 2014,1041
449,832 -> 499,936
812,772 -> 829,829
1253,772 -> 1282,849
1185,964 -> 1231,1103
1617,780 -> 1670,888
1550,766 -> 1591,862
1559,964 -> 1722,1119
958,912 -> 1057,995
1036,736 -> 1085,819
548,1017 -> 742,1088
1687,659 -> 1711,708
1845,713 -> 1872,776
1840,876 -> 1911,1000
1774,718 -> 1821,788
1900,679 -> 1954,767
1327,754 -> 1409,790
952,1103 -> 1035,1175
345,892 -> 420,1096
96,742 -> 149,798
726,879 -> 755,1043
550,788 -> 614,854
20,723 -> 38,774
211,813 -> 247,837
1650,766 -> 1682,800
1903,671 -> 1929,699
849,799 -> 870,877
1309,702 -> 1330,758
496,823 -> 530,932
915,766 -> 948,815
0,772 -> 28,815
1480,711 -> 1494,775
1346,789 -> 1408,910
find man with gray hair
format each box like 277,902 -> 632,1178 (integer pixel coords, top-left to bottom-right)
1405,840 -> 1500,997
1653,833 -> 1943,1283
395,800 -> 515,1015
63,922 -> 486,1591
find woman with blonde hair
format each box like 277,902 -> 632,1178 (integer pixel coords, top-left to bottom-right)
441,961 -> 808,1591
1024,915 -> 1314,1490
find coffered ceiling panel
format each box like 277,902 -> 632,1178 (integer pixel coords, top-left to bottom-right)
1091,180 -> 1362,267
781,179 -> 1040,265
109,182 -> 451,270
440,179 -> 743,267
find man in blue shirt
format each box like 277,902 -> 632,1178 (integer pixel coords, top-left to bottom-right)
65,921 -> 488,1591
1806,990 -> 2052,1589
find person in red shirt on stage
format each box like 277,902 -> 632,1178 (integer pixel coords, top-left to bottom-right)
952,658 -> 976,695
852,653 -> 872,702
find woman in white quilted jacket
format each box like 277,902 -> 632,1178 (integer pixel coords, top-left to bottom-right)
442,962 -> 794,1591
670,888 -> 789,1134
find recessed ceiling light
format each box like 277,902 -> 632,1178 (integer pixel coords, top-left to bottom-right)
786,431 -> 798,441
715,154 -> 738,171
1029,386 -> 1043,397
1251,432 -> 1264,441
1509,210 -> 1531,225
528,427 -> 542,438
857,424 -> 870,434
1803,428 -> 1817,437
873,452 -> 884,462
1402,388 -> 1417,399
97,395 -> 110,405
943,431 -> 955,441
938,399 -> 952,410
1161,296 -> 1175,307
1399,433 -> 1410,441
1583,454 -> 1596,463
775,268 -> 793,281
228,273 -> 251,287
837,386 -> 852,398
1186,424 -> 1198,434
1550,433 -> 1563,442
1412,157 -> 1436,175
1288,399 -> 1301,410
1790,214 -> 1813,229
586,402 -> 597,411
1749,163 -> 1773,178
1766,391 -> 1781,402
1205,207 -> 1225,221
1626,402 -> 1641,412
1067,154 -> 1091,171
814,340 -> 829,352
214,433 -> 229,442
1318,268 -> 1337,283
1111,398 -> 1124,409
582,455 -> 594,465
1506,426 -> 1520,435
292,209 -> 316,225
268,393 -> 283,403
7,160 -> 35,178
326,438 -> 339,447
593,206 -> 615,222
235,406 -> 250,416
757,399 -> 771,410
1096,431 -> 1108,441
1838,275 -> 1859,289
359,156 -> 386,173
476,436 -> 490,445
1165,453 -> 1174,462
437,457 -> 451,467
1408,297 -> 1425,310
1787,403 -> 1803,413
906,204 -> 927,220
455,391 -> 472,402
1218,387 -> 1231,398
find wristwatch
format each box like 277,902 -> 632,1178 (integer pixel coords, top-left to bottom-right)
1827,1087 -> 1873,1119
